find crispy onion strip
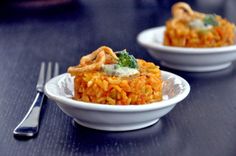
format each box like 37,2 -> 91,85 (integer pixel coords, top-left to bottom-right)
68,46 -> 118,75
171,2 -> 205,24
80,46 -> 118,66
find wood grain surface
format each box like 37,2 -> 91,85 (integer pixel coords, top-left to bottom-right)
0,0 -> 236,156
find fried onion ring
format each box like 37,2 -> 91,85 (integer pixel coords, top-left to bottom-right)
68,46 -> 118,75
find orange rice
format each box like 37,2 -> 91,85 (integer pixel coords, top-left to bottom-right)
164,16 -> 235,47
72,59 -> 162,105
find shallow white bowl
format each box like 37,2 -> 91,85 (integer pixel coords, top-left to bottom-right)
44,71 -> 190,131
137,26 -> 236,72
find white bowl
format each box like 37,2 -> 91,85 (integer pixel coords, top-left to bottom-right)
137,26 -> 236,72
44,71 -> 190,131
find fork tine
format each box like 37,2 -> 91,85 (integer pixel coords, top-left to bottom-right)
36,62 -> 45,92
53,62 -> 59,77
45,62 -> 52,82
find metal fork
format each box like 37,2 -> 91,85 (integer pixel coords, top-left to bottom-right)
13,62 -> 59,137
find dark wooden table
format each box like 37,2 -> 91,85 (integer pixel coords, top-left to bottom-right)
1,0 -> 236,155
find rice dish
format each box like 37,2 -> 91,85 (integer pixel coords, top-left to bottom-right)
67,46 -> 162,105
164,2 -> 235,47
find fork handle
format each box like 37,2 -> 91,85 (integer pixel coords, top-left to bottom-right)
13,91 -> 45,137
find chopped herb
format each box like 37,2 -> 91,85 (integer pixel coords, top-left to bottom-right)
116,50 -> 138,69
203,14 -> 219,26
114,64 -> 120,69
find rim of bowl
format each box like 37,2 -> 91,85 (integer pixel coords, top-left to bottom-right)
137,26 -> 236,54
44,71 -> 190,112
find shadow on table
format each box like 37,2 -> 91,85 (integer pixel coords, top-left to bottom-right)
64,117 -> 187,155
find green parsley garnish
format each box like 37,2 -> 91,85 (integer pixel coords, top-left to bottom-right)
203,14 -> 219,26
116,50 -> 138,69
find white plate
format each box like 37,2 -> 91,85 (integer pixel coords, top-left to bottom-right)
137,26 -> 236,72
44,71 -> 190,131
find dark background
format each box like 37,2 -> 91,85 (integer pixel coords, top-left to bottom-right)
0,0 -> 236,156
